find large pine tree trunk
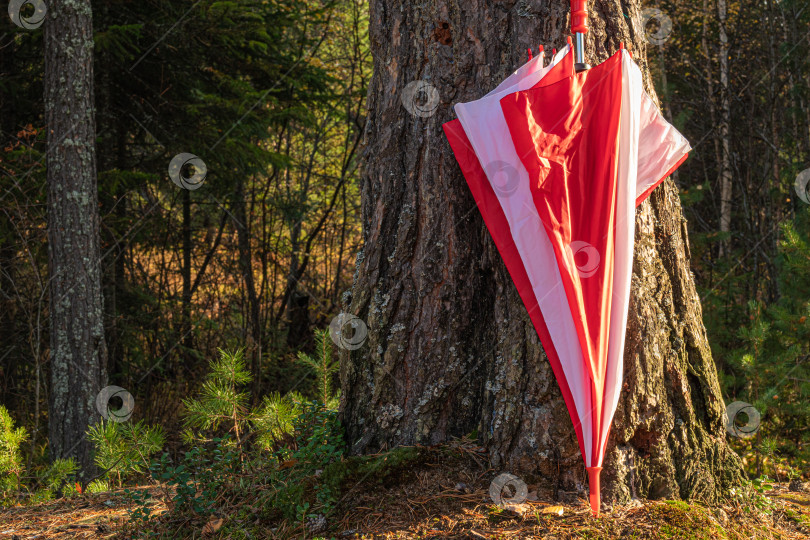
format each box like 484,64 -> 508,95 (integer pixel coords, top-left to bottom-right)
45,0 -> 107,478
341,0 -> 744,504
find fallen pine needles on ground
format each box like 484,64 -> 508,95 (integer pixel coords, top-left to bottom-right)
1,438 -> 808,539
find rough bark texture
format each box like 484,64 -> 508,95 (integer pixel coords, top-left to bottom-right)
341,0 -> 744,504
45,0 -> 107,478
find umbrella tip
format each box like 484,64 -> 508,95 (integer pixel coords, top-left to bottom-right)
528,48 -> 533,60
586,467 -> 602,518
567,35 -> 573,46
619,42 -> 625,50
552,48 -> 557,56
539,44 -> 544,52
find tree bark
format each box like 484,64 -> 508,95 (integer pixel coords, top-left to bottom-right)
341,0 -> 744,504
180,187 -> 194,367
45,0 -> 107,478
717,0 -> 733,256
232,179 -> 264,399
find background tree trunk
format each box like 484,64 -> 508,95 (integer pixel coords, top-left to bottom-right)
45,0 -> 107,479
717,0 -> 733,257
340,0 -> 744,504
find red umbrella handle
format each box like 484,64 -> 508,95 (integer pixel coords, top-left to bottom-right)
571,0 -> 588,34
570,0 -> 590,71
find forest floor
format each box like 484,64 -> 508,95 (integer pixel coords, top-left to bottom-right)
0,441 -> 808,539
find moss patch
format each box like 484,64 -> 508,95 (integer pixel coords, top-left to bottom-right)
644,501 -> 725,539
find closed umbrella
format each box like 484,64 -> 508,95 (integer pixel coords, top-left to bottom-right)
443,2 -> 690,518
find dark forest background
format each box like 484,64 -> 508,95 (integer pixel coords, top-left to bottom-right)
1,0 -> 368,456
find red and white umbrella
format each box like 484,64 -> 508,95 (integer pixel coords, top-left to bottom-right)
443,4 -> 690,518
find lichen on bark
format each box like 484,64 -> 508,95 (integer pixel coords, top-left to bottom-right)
44,0 -> 107,478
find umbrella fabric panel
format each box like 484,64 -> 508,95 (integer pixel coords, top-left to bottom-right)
478,48 -> 690,209
500,52 -> 625,465
442,118 -> 587,462
635,92 -> 692,206
600,50 -> 643,464
596,53 -> 690,461
494,52 -> 689,464
454,47 -> 597,465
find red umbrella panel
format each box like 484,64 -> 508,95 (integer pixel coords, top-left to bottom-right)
454,50 -> 598,476
443,48 -> 690,516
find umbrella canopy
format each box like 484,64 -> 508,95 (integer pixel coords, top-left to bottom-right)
443,44 -> 690,517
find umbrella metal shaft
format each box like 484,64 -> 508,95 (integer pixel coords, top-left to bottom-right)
574,32 -> 591,72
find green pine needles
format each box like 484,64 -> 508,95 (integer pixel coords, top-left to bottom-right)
0,405 -> 80,503
252,391 -> 304,450
182,348 -> 253,446
724,216 -> 810,477
0,405 -> 27,499
296,329 -> 340,408
118,343 -> 346,535
0,337 -> 346,531
86,420 -> 165,487
182,342 -> 340,450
